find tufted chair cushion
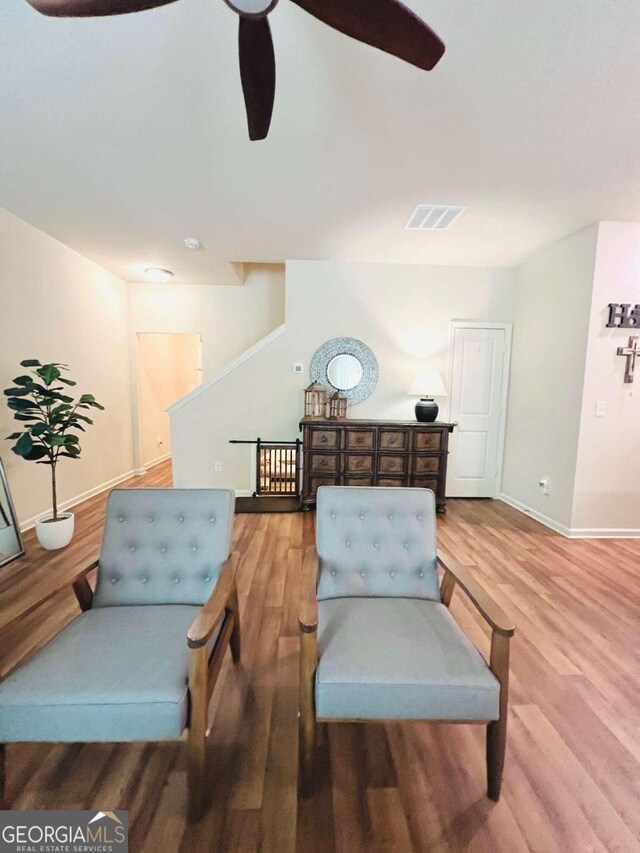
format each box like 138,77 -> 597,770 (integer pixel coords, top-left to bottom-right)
316,486 -> 440,602
0,605 -> 214,742
93,489 -> 235,607
315,598 -> 500,721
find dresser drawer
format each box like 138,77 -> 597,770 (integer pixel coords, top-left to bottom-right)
378,455 -> 407,475
344,476 -> 375,487
414,430 -> 443,451
308,475 -> 339,497
413,455 -> 441,476
309,453 -> 339,475
345,454 -> 375,475
379,429 -> 410,451
412,476 -> 439,494
377,477 -> 406,487
309,428 -> 341,450
345,429 -> 375,450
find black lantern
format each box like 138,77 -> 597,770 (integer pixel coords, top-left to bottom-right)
328,391 -> 348,420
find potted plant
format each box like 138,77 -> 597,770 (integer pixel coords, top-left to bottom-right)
4,360 -> 104,551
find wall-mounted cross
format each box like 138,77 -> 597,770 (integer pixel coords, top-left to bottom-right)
616,335 -> 639,384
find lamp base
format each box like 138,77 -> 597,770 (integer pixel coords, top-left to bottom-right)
415,398 -> 439,423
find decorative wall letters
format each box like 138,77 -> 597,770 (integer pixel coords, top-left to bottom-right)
607,303 -> 640,328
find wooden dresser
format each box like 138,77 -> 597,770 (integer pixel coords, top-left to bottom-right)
299,418 -> 455,512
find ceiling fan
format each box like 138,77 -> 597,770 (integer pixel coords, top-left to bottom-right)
26,0 -> 445,141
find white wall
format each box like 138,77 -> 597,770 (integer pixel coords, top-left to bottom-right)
0,209 -> 134,525
129,263 -> 284,471
171,260 -> 515,492
128,264 -> 285,379
571,222 -> 640,532
501,225 -> 598,529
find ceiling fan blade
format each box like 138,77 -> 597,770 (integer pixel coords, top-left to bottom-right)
289,0 -> 445,71
25,0 -> 179,16
238,15 -> 276,141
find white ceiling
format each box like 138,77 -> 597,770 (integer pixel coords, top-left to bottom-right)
1,0 -> 640,283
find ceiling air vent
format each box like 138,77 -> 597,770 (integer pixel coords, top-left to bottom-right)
405,204 -> 466,231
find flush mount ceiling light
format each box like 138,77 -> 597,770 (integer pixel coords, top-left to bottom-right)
405,204 -> 466,231
144,268 -> 174,283
184,237 -> 203,250
25,0 -> 445,142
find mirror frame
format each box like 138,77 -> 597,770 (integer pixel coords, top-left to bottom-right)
0,457 -> 24,569
310,337 -> 378,405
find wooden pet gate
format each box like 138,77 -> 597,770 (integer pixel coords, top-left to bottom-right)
229,438 -> 302,498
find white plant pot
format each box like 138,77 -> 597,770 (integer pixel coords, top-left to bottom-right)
35,512 -> 75,551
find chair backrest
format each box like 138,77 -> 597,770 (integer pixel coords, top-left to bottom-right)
316,486 -> 440,602
93,488 -> 235,607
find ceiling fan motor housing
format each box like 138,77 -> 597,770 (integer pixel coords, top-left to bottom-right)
223,0 -> 278,17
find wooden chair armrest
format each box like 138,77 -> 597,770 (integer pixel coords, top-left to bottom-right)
299,546 -> 318,634
187,552 -> 239,649
69,554 -> 99,582
59,554 -> 99,604
438,552 -> 515,638
47,553 -> 99,603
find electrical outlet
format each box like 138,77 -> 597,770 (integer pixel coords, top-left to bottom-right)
214,460 -> 223,472
595,401 -> 606,417
293,363 -> 304,375
539,478 -> 549,496
157,437 -> 163,446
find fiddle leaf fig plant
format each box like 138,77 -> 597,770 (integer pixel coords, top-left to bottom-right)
4,360 -> 104,521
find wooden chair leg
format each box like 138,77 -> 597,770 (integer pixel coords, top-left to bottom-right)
299,629 -> 317,796
486,716 -> 507,801
487,630 -> 510,801
299,712 -> 316,796
187,646 -> 208,822
229,585 -> 241,665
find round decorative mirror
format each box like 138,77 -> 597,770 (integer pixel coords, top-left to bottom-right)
326,354 -> 363,391
310,337 -> 378,405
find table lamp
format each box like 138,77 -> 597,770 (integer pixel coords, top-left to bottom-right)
407,368 -> 448,422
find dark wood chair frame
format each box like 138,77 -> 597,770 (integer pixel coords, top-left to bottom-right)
298,546 -> 515,799
0,551 -> 242,822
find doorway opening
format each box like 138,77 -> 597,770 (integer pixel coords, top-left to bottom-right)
137,333 -> 203,470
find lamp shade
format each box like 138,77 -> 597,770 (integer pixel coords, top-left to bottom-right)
407,368 -> 448,398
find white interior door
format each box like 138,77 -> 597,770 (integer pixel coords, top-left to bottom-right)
447,326 -> 509,498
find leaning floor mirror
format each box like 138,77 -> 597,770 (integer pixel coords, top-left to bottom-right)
0,458 -> 24,569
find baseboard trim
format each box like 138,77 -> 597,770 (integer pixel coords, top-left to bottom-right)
563,527 -> 640,539
20,468 -> 142,532
498,494 -> 572,536
140,452 -> 172,472
498,494 -> 640,539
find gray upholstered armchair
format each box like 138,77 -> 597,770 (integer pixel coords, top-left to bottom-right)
0,488 -> 241,821
299,486 -> 514,800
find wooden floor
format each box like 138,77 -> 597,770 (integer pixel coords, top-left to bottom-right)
1,462 -> 640,852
